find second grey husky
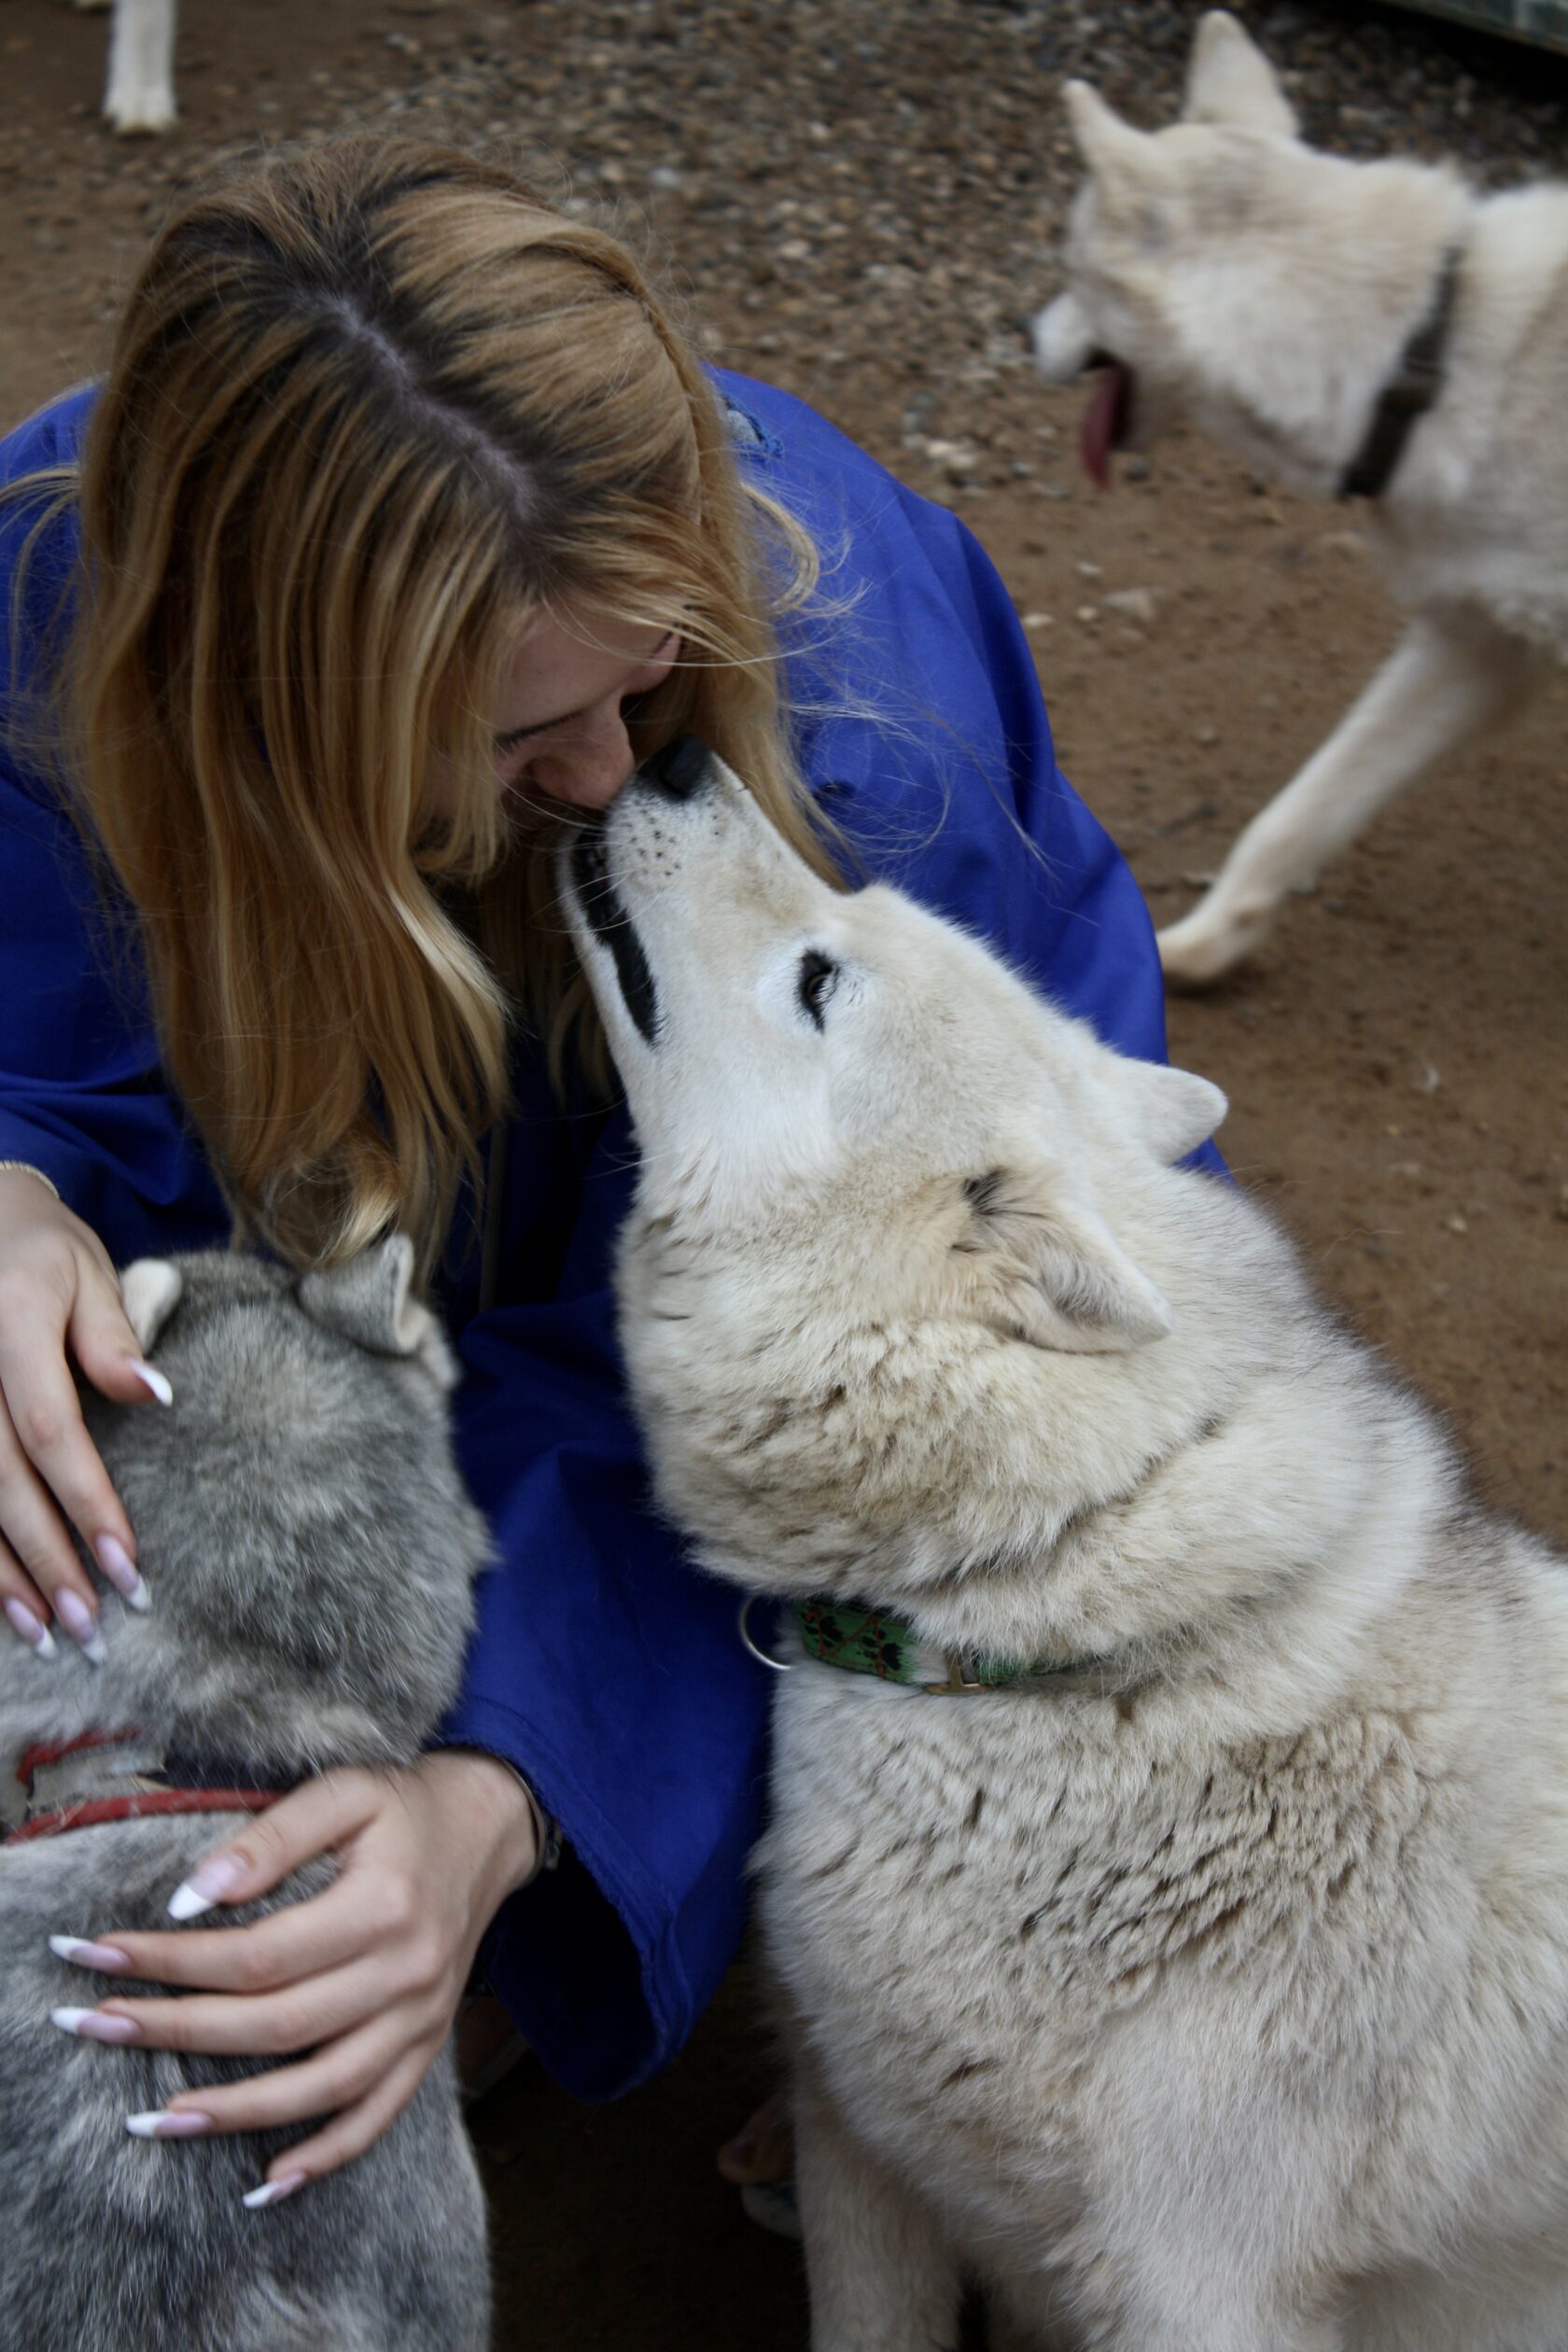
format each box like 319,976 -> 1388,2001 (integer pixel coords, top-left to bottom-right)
0,1240 -> 492,2352
563,739 -> 1568,2352
1033,11 -> 1568,987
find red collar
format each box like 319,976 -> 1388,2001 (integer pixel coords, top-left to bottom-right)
6,1729 -> 285,1846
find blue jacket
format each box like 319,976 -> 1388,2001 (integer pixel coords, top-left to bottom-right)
0,372 -> 1197,2099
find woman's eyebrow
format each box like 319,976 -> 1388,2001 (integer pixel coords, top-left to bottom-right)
493,631 -> 679,753
493,707 -> 582,751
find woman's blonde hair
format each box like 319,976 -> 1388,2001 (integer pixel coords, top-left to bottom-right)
52,137 -> 833,1274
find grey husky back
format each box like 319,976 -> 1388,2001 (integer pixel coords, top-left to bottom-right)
0,1240 -> 493,2352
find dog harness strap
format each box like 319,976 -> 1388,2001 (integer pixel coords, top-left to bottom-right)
7,1725 -> 292,1842
791,1601 -> 1094,1694
5,1788 -> 282,1845
1338,242 -> 1463,501
17,1727 -> 148,1792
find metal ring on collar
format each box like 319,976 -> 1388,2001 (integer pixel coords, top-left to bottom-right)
736,1593 -> 793,1673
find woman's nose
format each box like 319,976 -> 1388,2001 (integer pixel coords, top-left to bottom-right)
529,707 -> 637,812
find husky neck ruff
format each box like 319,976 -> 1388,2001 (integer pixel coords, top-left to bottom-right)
5,1727 -> 287,1846
1338,243 -> 1463,502
738,1596 -> 1107,1694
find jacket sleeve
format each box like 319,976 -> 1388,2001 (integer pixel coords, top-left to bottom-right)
439,1115 -> 775,2101
0,390 -> 231,1258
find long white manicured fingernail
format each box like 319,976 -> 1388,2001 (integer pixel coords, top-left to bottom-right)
94,1533 -> 150,1612
128,1357 -> 174,1407
51,2007 -> 139,2043
167,1850 -> 246,1921
49,1936 -> 132,1973
53,1589 -> 107,1665
126,2109 -> 214,2139
242,2170 -> 308,2210
5,1598 -> 58,1659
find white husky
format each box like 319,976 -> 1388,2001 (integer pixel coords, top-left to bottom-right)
563,738 -> 1568,2352
1033,11 -> 1568,987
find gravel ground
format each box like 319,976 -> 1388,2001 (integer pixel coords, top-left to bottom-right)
2,4 -> 1565,2345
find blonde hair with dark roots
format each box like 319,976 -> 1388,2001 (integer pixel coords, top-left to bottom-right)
42,137 -> 834,1274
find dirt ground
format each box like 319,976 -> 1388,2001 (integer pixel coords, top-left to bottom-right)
2,0 -> 1565,2344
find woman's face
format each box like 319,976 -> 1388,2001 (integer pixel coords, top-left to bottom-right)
484,609 -> 680,822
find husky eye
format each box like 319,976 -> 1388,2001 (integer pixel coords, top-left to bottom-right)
796,949 -> 839,1030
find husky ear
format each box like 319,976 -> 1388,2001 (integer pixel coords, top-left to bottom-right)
1183,11 -> 1297,138
1063,82 -> 1174,232
952,1168 -> 1173,1356
1121,1062 -> 1227,1165
298,1234 -> 458,1390
119,1259 -> 184,1355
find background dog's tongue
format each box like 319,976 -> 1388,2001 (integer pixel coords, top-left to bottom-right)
1080,365 -> 1130,490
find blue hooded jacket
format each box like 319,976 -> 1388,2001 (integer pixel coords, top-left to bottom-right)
0,371 -> 1202,2099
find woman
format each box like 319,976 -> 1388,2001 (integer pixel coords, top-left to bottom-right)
0,137 -> 1190,2205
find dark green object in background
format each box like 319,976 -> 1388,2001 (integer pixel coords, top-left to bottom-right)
1389,0 -> 1568,55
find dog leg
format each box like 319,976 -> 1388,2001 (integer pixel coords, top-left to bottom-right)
103,0 -> 176,135
794,2080 -> 962,2352
1156,612 -> 1546,987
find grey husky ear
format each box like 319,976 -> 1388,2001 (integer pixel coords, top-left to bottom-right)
119,1259 -> 184,1354
1183,11 -> 1297,138
954,1169 -> 1173,1356
298,1235 -> 458,1390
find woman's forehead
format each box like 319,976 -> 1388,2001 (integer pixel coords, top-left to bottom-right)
492,608 -> 674,733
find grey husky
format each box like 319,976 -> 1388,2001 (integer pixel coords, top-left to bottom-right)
0,1239 -> 493,2352
1033,10 -> 1568,987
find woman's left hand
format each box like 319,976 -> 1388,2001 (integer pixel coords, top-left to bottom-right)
50,1749 -> 540,2199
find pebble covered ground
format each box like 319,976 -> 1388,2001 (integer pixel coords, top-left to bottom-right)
1,4 -> 1566,2345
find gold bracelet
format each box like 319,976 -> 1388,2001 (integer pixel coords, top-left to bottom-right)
0,1161 -> 61,1202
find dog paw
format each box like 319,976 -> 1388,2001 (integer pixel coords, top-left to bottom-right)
105,92 -> 176,133
1156,905 -> 1267,989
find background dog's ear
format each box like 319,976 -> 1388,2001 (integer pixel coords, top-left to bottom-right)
1183,11 -> 1297,139
1063,82 -> 1175,236
298,1234 -> 458,1390
952,1168 -> 1173,1355
119,1259 -> 184,1355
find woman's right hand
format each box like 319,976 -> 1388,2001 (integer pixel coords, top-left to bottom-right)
0,1166 -> 166,1658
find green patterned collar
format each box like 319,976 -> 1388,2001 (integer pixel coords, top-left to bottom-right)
790,1600 -> 1102,1695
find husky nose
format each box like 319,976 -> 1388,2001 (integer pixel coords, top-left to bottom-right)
641,734 -> 712,801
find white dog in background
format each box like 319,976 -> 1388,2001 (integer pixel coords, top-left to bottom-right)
1034,11 -> 1568,987
564,739 -> 1568,2352
77,0 -> 175,134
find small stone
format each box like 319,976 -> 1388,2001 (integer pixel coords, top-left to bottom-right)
1103,587 -> 1156,624
1075,603 -> 1099,624
1445,1212 -> 1469,1236
1022,612 -> 1055,632
1194,723 -> 1219,747
1075,559 -> 1103,581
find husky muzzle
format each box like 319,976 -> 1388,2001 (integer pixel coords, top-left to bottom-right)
565,733 -> 718,1046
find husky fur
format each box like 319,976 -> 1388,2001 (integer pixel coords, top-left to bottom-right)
562,745 -> 1568,2352
0,1240 -> 493,2352
1032,10 -> 1568,987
